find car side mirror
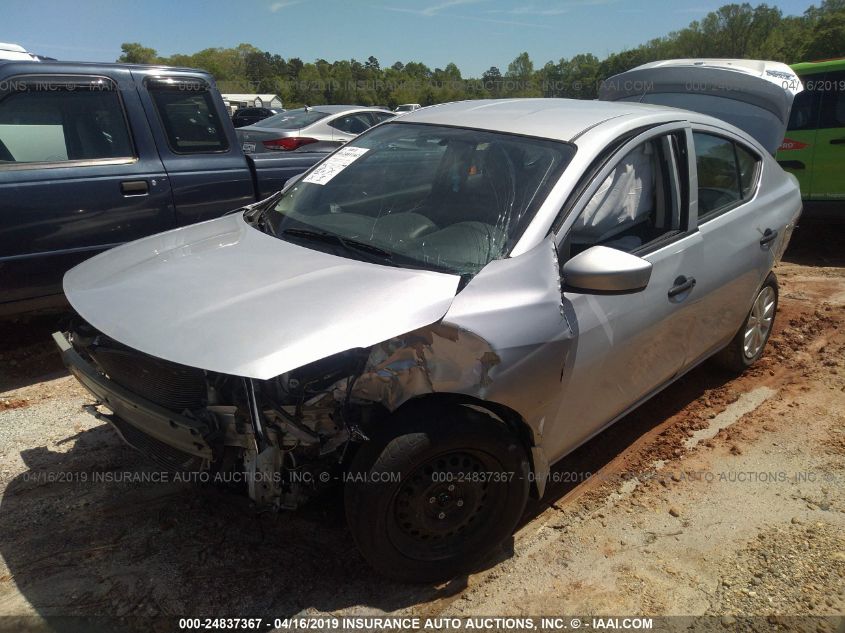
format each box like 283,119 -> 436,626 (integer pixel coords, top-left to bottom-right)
562,245 -> 652,294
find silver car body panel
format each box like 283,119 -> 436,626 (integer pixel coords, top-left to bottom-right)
63,213 -> 460,379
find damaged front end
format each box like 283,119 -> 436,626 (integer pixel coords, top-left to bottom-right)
54,321 -> 382,509
55,318 -> 506,510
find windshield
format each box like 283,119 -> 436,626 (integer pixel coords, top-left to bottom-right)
266,123 -> 575,275
257,108 -> 330,129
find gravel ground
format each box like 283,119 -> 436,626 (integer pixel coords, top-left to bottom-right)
0,219 -> 843,632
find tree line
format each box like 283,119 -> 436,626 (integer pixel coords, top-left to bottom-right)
118,0 -> 845,109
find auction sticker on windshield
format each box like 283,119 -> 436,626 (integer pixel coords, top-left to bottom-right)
302,146 -> 369,185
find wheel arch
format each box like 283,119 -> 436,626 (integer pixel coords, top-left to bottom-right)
389,392 -> 548,498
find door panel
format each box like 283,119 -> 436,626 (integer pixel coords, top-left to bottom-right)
777,74 -> 821,197
808,71 -> 845,200
0,69 -> 175,306
686,209 -> 768,364
545,127 -> 699,462
545,232 -> 702,462
685,129 -> 774,366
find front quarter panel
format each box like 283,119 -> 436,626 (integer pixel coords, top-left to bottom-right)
349,236 -> 572,451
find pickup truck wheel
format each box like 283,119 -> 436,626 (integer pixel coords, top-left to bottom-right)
344,405 -> 530,582
714,273 -> 778,372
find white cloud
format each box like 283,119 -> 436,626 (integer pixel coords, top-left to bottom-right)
421,0 -> 485,16
494,5 -> 569,15
269,0 -> 302,12
382,0 -> 552,28
383,0 -> 485,17
488,0 -> 619,15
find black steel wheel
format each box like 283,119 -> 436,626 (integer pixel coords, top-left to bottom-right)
345,404 -> 530,582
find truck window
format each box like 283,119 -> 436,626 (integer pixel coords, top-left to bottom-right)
148,84 -> 229,154
818,71 -> 845,129
0,83 -> 133,164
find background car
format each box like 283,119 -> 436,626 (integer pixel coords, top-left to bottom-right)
0,42 -> 38,61
394,103 -> 421,113
236,105 -> 394,153
231,106 -> 283,128
776,57 -> 845,217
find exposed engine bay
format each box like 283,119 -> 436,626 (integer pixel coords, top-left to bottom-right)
64,319 -> 384,510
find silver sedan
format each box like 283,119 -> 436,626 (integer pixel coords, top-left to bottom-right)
57,60 -> 802,582
236,105 -> 394,153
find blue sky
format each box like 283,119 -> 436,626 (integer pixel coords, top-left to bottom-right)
4,0 -> 818,76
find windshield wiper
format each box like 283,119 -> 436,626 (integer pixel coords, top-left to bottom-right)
246,203 -> 284,237
281,228 -> 393,262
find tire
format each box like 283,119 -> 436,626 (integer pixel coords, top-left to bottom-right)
344,404 -> 530,582
714,273 -> 778,372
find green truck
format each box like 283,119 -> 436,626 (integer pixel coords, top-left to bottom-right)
777,58 -> 845,216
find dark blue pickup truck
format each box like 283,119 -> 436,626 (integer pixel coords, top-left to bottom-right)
0,61 -> 323,315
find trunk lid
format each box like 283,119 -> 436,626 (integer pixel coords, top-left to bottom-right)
598,59 -> 802,154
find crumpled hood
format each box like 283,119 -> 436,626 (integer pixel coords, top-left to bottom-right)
64,213 -> 461,379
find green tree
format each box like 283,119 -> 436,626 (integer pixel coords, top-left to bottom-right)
114,1 -> 845,109
118,42 -> 158,64
505,52 -> 541,96
482,66 -> 503,96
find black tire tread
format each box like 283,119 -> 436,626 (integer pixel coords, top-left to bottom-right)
344,404 -> 529,582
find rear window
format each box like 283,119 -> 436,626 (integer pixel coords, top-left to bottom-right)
328,112 -> 374,134
257,109 -> 329,129
148,82 -> 229,154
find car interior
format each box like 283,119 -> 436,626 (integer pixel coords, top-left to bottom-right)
0,89 -> 133,163
694,132 -> 760,217
273,129 -> 570,273
563,136 -> 681,258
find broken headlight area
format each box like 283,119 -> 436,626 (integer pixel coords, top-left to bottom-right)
62,320 -> 379,511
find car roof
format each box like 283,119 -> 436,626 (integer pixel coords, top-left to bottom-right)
0,59 -> 211,76
303,105 -> 391,114
396,98 -> 673,142
792,58 -> 845,75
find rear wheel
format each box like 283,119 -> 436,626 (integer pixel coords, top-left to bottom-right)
714,273 -> 778,372
344,405 -> 530,582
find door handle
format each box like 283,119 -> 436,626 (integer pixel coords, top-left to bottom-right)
120,180 -> 149,196
759,228 -> 779,246
830,138 -> 845,145
777,160 -> 805,170
668,275 -> 696,299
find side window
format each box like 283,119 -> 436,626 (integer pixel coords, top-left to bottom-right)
329,113 -> 372,134
787,77 -> 820,131
819,71 -> 845,129
736,143 -> 759,199
148,82 -> 229,153
694,132 -> 760,221
566,134 -> 682,255
694,133 -> 740,219
0,79 -> 133,165
371,112 -> 395,124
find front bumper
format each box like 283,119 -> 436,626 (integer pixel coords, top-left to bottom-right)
53,331 -> 215,471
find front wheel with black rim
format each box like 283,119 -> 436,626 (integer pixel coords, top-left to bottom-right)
714,273 -> 778,372
344,405 -> 530,582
